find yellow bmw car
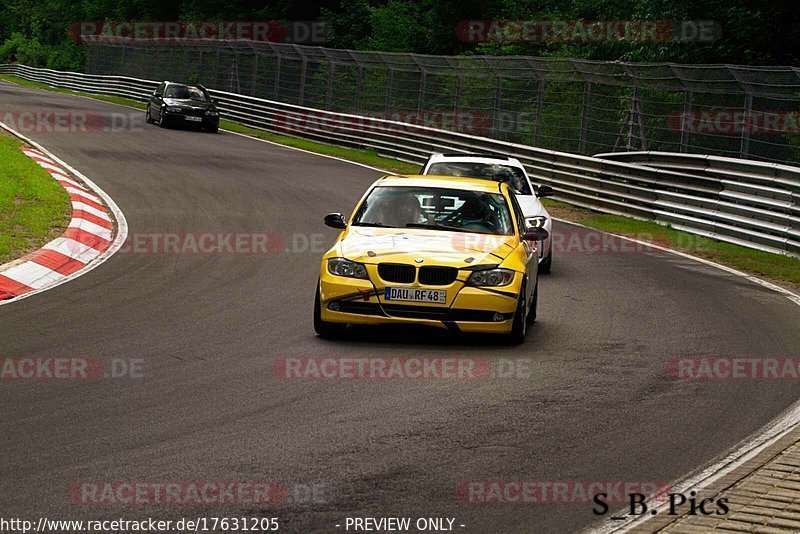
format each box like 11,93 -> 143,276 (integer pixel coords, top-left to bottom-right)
314,175 -> 549,343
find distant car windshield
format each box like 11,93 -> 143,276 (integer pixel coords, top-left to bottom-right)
425,162 -> 532,195
352,186 -> 514,235
164,85 -> 209,101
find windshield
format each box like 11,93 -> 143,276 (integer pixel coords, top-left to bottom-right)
164,85 -> 209,101
352,186 -> 514,235
425,162 -> 532,195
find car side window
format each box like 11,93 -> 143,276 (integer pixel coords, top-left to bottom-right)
155,83 -> 166,96
508,191 -> 526,234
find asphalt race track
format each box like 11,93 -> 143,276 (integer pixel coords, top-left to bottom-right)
1,81 -> 799,533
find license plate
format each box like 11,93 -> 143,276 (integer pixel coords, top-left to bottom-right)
384,287 -> 447,303
185,116 -> 202,122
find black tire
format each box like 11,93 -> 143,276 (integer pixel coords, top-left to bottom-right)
205,125 -> 219,133
527,278 -> 538,324
538,241 -> 552,273
145,107 -> 154,124
505,281 -> 528,345
158,113 -> 169,128
313,283 -> 346,338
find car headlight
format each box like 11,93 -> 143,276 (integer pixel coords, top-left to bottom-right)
466,268 -> 515,287
165,106 -> 181,112
205,110 -> 219,116
525,216 -> 548,229
328,258 -> 368,279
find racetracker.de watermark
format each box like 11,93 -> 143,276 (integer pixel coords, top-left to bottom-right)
668,356 -> 800,380
274,357 -> 534,380
0,357 -> 143,380
70,481 -> 325,506
273,110 -> 493,136
456,20 -> 720,44
71,21 -> 330,44
667,111 -> 800,135
0,111 -> 144,134
452,230 -> 707,255
456,480 -> 670,504
118,232 -> 327,255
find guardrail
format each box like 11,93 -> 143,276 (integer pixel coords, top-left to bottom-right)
2,63 -> 798,257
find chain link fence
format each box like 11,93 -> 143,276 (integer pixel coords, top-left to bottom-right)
84,39 -> 800,165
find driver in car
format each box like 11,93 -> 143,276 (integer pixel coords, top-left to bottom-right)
381,194 -> 426,227
459,196 -> 495,232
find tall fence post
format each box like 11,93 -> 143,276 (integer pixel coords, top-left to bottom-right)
250,55 -> 258,96
273,56 -> 281,100
326,62 -> 335,109
355,66 -> 364,114
385,69 -> 394,114
534,79 -> 545,147
680,91 -> 692,153
454,74 -> 462,117
492,78 -> 501,139
298,57 -> 308,106
418,70 -> 427,113
740,93 -> 753,159
578,81 -> 591,154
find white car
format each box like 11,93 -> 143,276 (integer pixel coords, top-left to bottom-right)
420,153 -> 554,272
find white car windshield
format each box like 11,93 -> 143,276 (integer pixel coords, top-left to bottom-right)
352,186 -> 514,235
425,162 -> 532,195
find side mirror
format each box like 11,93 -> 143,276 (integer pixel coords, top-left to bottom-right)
324,213 -> 347,229
536,185 -> 554,198
522,227 -> 549,241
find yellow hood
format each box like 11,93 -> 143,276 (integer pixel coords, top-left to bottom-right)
336,227 -> 517,267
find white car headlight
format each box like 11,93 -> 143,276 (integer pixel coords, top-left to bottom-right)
205,110 -> 219,116
328,258 -> 368,279
525,216 -> 548,229
165,106 -> 181,112
467,268 -> 515,287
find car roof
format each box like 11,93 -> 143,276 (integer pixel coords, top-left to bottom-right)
376,175 -> 505,193
162,81 -> 205,89
427,153 -> 524,168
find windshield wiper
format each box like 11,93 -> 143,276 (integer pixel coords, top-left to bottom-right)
405,223 -> 473,233
353,222 -> 393,228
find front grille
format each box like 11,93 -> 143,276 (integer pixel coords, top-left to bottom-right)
378,263 -> 416,283
419,266 -> 458,285
382,304 -> 449,319
382,305 -> 507,322
335,301 -> 385,315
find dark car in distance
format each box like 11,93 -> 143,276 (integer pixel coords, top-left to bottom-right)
146,81 -> 220,133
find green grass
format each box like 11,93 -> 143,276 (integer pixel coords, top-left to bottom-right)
219,120 -> 420,175
0,133 -> 71,264
2,73 -> 798,290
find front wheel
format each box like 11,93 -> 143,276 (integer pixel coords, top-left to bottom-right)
527,278 -> 538,324
538,241 -> 552,273
314,283 -> 346,338
145,107 -> 154,124
204,124 -> 219,133
505,281 -> 528,345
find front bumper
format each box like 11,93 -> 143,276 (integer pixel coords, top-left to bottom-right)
163,111 -> 219,126
319,264 -> 521,334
